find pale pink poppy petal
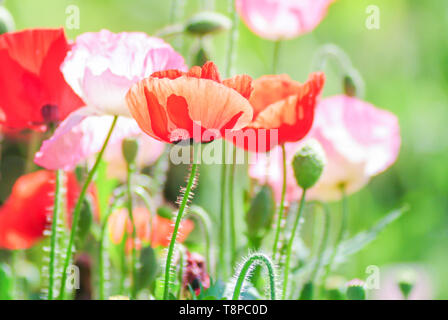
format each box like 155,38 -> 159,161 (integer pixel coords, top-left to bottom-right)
61,29 -> 187,116
236,0 -> 335,40
34,108 -> 142,171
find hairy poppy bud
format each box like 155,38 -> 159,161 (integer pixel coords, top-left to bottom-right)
346,279 -> 366,300
398,270 -> 416,300
245,185 -> 275,239
292,140 -> 326,190
185,11 -> 231,36
0,5 -> 14,35
122,138 -> 139,165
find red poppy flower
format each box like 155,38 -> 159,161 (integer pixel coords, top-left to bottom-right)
229,73 -> 325,152
108,207 -> 194,250
0,28 -> 84,131
126,61 -> 254,144
0,170 -> 80,250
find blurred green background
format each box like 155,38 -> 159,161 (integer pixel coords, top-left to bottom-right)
3,0 -> 448,298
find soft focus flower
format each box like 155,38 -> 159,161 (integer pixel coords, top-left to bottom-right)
231,73 -> 325,152
0,28 -> 83,130
103,134 -> 165,181
108,207 -> 194,249
183,251 -> 210,296
373,264 -> 433,300
126,61 -> 254,144
0,170 -> 80,249
250,95 -> 401,202
236,0 -> 335,41
34,30 -> 186,170
306,95 -> 401,201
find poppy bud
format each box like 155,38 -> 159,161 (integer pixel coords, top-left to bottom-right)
157,206 -> 173,219
344,75 -> 357,97
76,199 -> 93,248
292,140 -> 326,190
245,185 -> 276,239
185,11 -> 231,36
122,138 -> 139,165
397,270 -> 416,300
346,279 -> 366,300
0,5 -> 15,35
299,281 -> 314,300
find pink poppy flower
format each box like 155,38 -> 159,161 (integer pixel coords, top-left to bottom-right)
236,0 -> 335,41
250,95 -> 401,202
34,30 -> 186,170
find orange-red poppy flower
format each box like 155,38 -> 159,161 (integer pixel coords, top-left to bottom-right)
229,72 -> 325,152
0,170 -> 80,250
0,28 -> 84,131
108,207 -> 194,249
126,61 -> 254,144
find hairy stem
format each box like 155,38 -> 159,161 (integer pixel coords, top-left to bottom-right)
282,190 -> 307,300
58,116 -> 118,300
232,253 -> 276,300
272,144 -> 287,259
229,146 -> 237,268
163,144 -> 199,300
47,170 -> 64,300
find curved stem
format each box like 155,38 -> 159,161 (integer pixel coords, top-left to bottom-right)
58,116 -> 118,300
229,146 -> 237,268
323,187 -> 348,283
163,144 -> 199,300
232,253 -> 276,300
47,170 -> 63,300
272,144 -> 287,259
188,205 -> 213,278
126,163 -> 138,300
282,189 -> 307,300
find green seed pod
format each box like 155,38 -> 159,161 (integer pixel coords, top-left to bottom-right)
346,279 -> 366,300
136,246 -> 159,292
76,199 -> 93,248
292,140 -> 326,190
122,138 -> 139,165
299,281 -> 314,300
245,185 -> 276,238
0,5 -> 15,35
185,11 -> 231,36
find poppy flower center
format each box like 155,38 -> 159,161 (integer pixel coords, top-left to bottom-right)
41,104 -> 60,124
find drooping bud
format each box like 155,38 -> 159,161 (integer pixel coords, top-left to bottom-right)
183,251 -> 210,296
397,270 -> 416,300
346,279 -> 366,300
0,5 -> 15,35
122,138 -> 139,165
185,11 -> 231,36
292,140 -> 326,190
344,75 -> 357,97
245,185 -> 275,239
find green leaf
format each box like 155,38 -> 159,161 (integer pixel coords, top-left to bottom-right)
0,263 -> 13,300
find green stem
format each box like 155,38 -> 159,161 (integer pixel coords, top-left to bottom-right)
229,146 -> 237,268
98,198 -> 123,300
126,162 -> 138,300
58,116 -> 118,300
225,0 -> 239,78
218,141 -> 227,280
323,187 -> 348,284
272,40 -> 282,74
163,144 -> 199,300
310,202 -> 331,283
232,253 -> 276,300
188,205 -> 213,278
282,189 -> 307,300
47,170 -> 64,300
272,144 -> 287,259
